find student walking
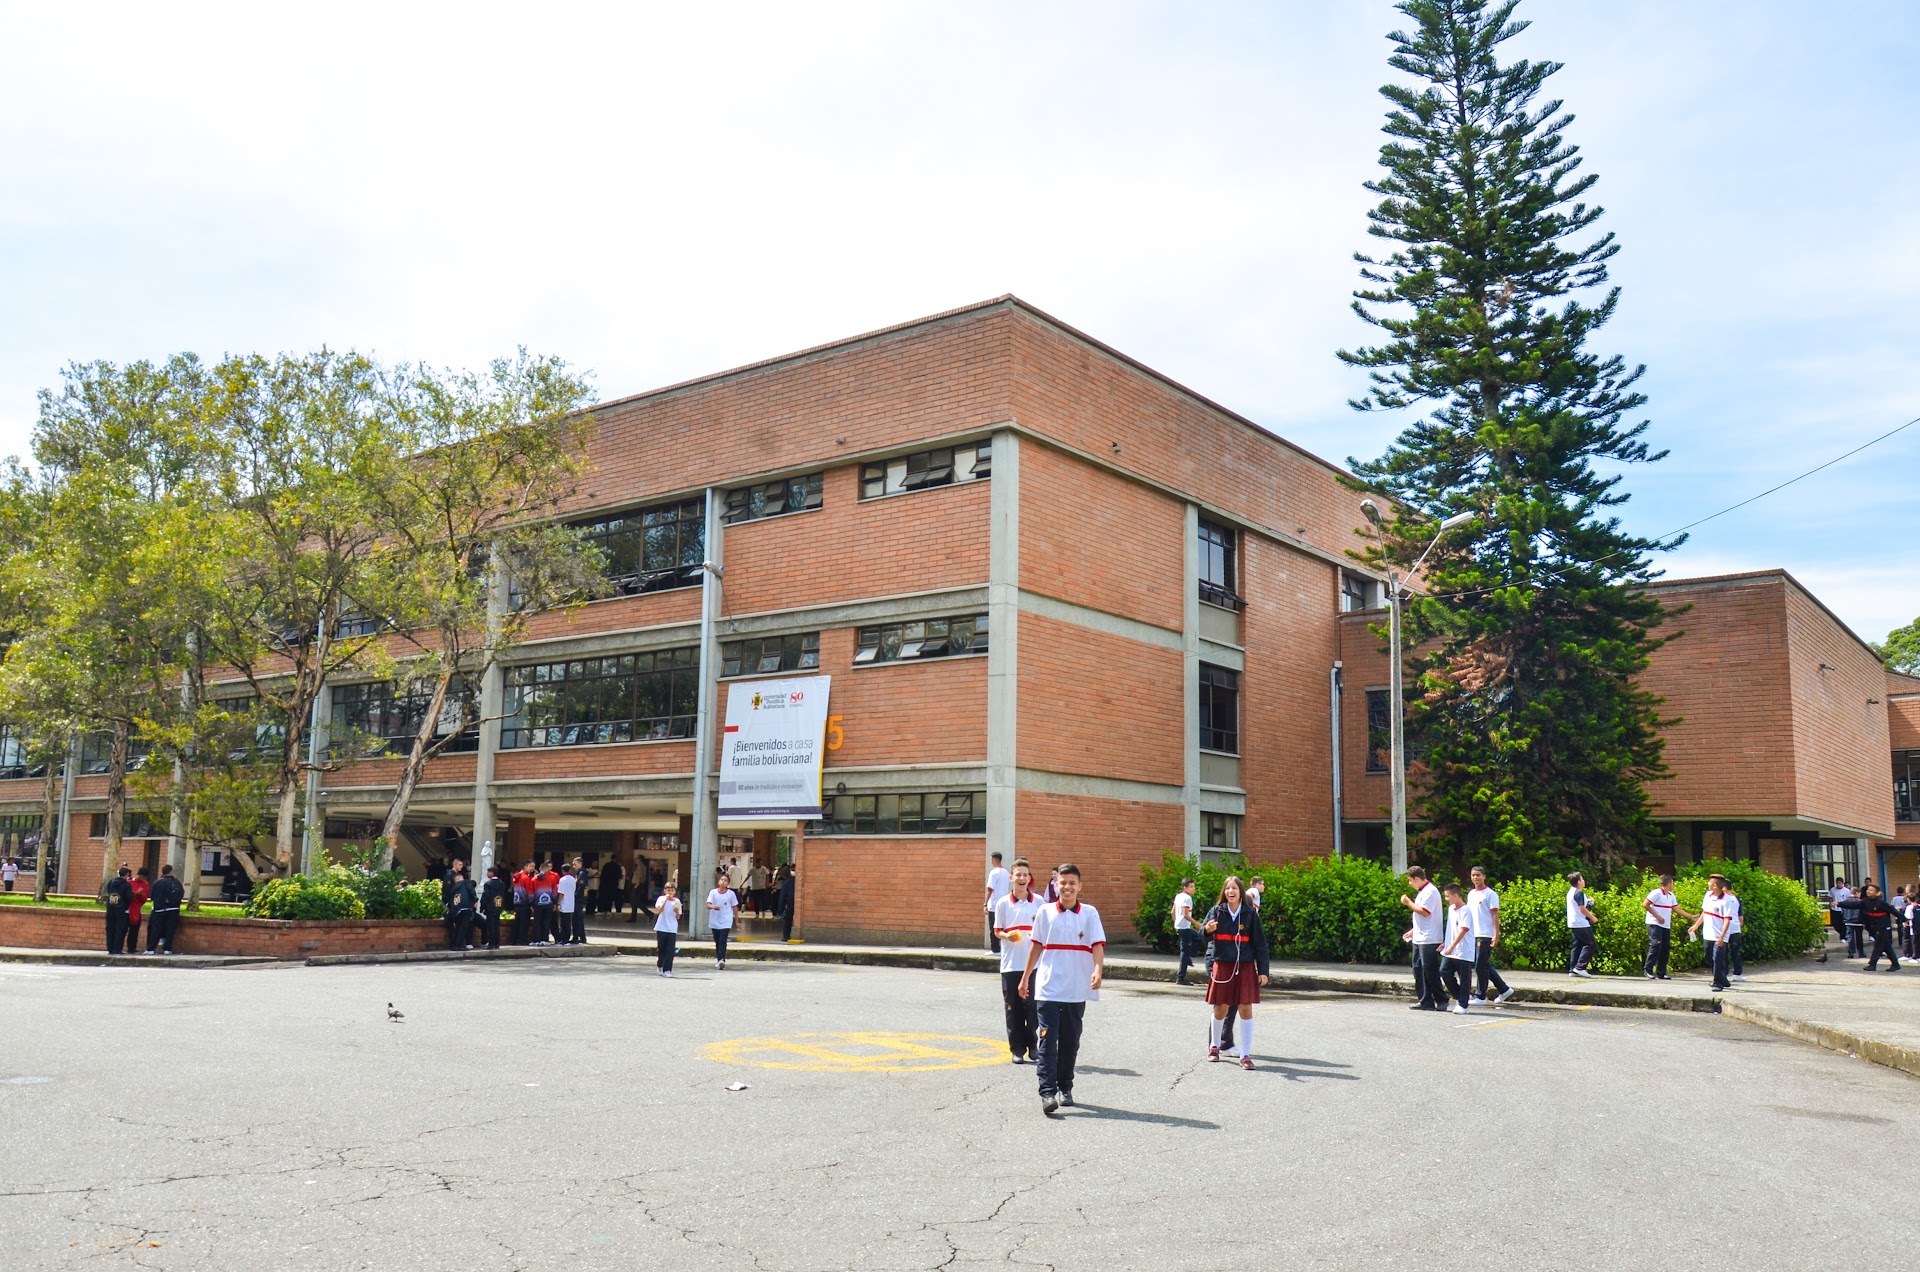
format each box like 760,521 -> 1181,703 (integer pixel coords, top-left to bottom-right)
1859,883 -> 1901,972
1400,866 -> 1444,1008
1565,872 -> 1597,978
1466,867 -> 1513,1005
146,864 -> 184,955
992,859 -> 1042,1064
776,865 -> 796,942
1438,883 -> 1476,1013
104,867 -> 133,956
653,881 -> 683,976
1693,874 -> 1736,991
1,856 -> 16,891
707,873 -> 738,969
125,867 -> 151,956
1725,884 -> 1746,980
1018,863 -> 1106,1115
480,866 -> 507,950
1173,878 -> 1201,986
985,852 -> 1010,953
1641,874 -> 1692,979
1203,876 -> 1270,1068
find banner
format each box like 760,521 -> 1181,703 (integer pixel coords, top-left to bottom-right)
718,676 -> 832,818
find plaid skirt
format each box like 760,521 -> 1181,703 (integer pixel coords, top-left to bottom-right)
1205,959 -> 1261,1006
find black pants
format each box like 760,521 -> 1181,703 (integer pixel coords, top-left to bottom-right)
1474,937 -> 1508,999
568,910 -> 586,944
780,909 -> 793,941
713,928 -> 730,963
452,909 -> 475,949
988,913 -> 1000,954
1412,942 -> 1442,1006
534,905 -> 554,943
1710,940 -> 1730,989
1177,930 -> 1202,984
1001,971 -> 1038,1059
148,911 -> 179,953
124,919 -> 142,955
656,931 -> 677,972
1569,926 -> 1596,973
105,911 -> 128,955
483,910 -> 501,950
1729,931 -> 1745,976
1847,922 -> 1865,958
511,908 -> 529,945
1867,923 -> 1900,970
1440,958 -> 1473,1008
1644,925 -> 1672,978
1035,1000 -> 1085,1098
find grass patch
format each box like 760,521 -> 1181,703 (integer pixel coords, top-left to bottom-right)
0,893 -> 247,913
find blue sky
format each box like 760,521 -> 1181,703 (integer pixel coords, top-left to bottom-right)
2,1 -> 1914,640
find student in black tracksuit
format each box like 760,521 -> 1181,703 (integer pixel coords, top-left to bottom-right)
448,871 -> 477,950
776,866 -> 796,942
1861,883 -> 1902,971
104,868 -> 134,955
479,866 -> 508,950
146,864 -> 185,954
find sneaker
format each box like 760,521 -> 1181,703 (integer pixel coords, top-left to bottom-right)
1731,974 -> 1745,981
1207,1046 -> 1220,1062
1573,969 -> 1592,978
663,970 -> 673,978
463,945 -> 475,951
1041,1094 -> 1059,1115
1711,986 -> 1724,993
1645,973 -> 1657,980
1450,1003 -> 1468,1015
1469,997 -> 1487,1005
1058,1091 -> 1074,1107
1494,988 -> 1516,1005
1239,1055 -> 1255,1071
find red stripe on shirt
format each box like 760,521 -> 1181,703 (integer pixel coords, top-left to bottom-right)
1043,943 -> 1096,953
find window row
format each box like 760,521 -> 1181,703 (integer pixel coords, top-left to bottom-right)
860,443 -> 991,499
853,614 -> 988,664
814,791 -> 985,836
1897,750 -> 1920,824
722,633 -> 820,677
725,473 -> 823,525
1199,663 -> 1239,755
330,680 -> 478,755
501,648 -> 698,749
570,499 -> 706,597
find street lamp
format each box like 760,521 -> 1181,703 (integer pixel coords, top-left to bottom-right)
1359,502 -> 1476,875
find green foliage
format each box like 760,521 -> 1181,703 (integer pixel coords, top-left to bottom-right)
1339,0 -> 1676,879
1678,860 -> 1826,963
319,841 -> 443,919
392,878 -> 444,920
246,875 -> 366,921
1263,855 -> 1410,965
1876,615 -> 1920,676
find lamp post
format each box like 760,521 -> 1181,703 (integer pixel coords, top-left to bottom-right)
1360,502 -> 1476,875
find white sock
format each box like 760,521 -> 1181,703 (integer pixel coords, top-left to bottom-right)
1238,1018 -> 1254,1057
1209,1016 -> 1223,1049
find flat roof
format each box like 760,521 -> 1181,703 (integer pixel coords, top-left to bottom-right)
1647,568 -> 1885,663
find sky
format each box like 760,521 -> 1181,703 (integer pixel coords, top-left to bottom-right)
2,1 -> 1915,641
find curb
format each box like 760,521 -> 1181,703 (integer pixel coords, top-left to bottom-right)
305,944 -> 621,967
1720,1001 -> 1920,1080
0,950 -> 276,969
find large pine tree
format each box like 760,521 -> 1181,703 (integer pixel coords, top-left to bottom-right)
1341,0 -> 1675,879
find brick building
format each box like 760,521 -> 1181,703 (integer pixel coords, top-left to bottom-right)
2,298 -> 1911,940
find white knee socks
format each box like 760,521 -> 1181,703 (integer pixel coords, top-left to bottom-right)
1238,1018 -> 1254,1058
1209,1016 -> 1224,1049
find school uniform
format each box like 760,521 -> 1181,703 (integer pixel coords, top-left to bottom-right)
532,871 -> 560,944
1439,905 -> 1476,1009
1467,885 -> 1509,999
556,873 -> 579,945
510,871 -> 533,945
146,874 -> 184,954
480,876 -> 508,950
993,892 -> 1042,1061
1172,891 -> 1201,985
1862,893 -> 1901,971
448,877 -> 477,949
1566,885 -> 1596,974
708,887 -> 738,966
653,896 -> 682,973
985,865 -> 1010,953
1726,894 -> 1745,977
1204,901 -> 1269,1062
1700,892 -> 1735,990
1643,886 -> 1678,978
104,876 -> 133,955
125,877 -> 150,955
1408,882 -> 1444,1007
1028,900 -> 1106,1103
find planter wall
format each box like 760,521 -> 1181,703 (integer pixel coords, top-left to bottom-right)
0,904 -> 446,959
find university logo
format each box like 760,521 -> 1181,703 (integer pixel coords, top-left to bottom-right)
751,693 -> 763,709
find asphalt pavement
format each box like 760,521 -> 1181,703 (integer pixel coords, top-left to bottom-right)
0,957 -> 1911,1271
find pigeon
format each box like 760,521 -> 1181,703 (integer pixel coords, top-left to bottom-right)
387,1003 -> 405,1022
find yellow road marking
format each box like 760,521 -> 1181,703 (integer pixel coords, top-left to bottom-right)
703,1031 -> 1007,1073
1462,1017 -> 1529,1030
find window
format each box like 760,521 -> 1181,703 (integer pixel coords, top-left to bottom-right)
1897,750 -> 1920,823
0,722 -> 47,781
334,608 -> 383,638
501,648 -> 698,749
859,443 -> 991,499
1199,663 -> 1240,754
1198,520 -> 1241,610
208,693 -> 288,757
721,632 -> 820,677
1803,841 -> 1863,896
89,812 -> 165,839
852,614 -> 988,665
0,813 -> 43,868
571,499 -> 705,597
330,680 -> 479,756
1203,812 -> 1240,851
1341,571 -> 1379,613
80,733 -> 154,775
1366,689 -> 1391,773
815,792 -> 985,835
725,473 -> 823,524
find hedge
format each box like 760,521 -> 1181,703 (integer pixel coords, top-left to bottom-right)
247,875 -> 367,921
1135,852 -> 1827,972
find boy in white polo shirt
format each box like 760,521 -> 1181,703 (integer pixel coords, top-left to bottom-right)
1019,862 -> 1106,1116
1692,873 -> 1735,992
1641,873 -> 1693,980
993,859 -> 1042,1063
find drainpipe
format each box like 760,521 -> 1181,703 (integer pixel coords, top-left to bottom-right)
1330,661 -> 1344,856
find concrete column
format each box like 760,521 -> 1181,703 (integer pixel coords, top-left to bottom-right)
985,430 -> 1021,876
470,555 -> 507,876
689,488 -> 724,939
1181,503 -> 1202,859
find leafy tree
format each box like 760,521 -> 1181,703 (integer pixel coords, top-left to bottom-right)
1877,616 -> 1920,676
1339,0 -> 1675,878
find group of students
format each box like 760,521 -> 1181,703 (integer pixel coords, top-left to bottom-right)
99,863 -> 185,955
646,866 -> 796,975
1827,878 -> 1910,971
989,857 -> 1110,1114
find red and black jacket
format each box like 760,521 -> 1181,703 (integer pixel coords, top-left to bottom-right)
1205,902 -> 1269,978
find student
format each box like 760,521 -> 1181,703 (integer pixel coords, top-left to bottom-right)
1400,866 -> 1444,1008
1641,874 -> 1695,979
1,856 -> 16,891
984,852 -> 1011,953
146,863 -> 184,955
1437,883 -> 1476,1014
1859,883 -> 1901,972
992,859 -> 1042,1063
104,867 -> 134,956
1245,877 -> 1265,911
708,872 -> 738,969
555,862 -> 579,946
510,862 -> 534,946
1040,868 -> 1060,905
125,866 -> 151,956
1692,874 -> 1735,992
439,859 -> 466,950
1724,884 -> 1746,981
776,865 -> 797,942
598,857 -> 622,915
531,862 -> 559,946
1172,878 -> 1201,986
1203,876 -> 1270,1069
653,880 -> 683,976
480,866 -> 507,950
1466,867 -> 1514,1005
1828,878 -> 1854,955
448,869 -> 477,950
1565,872 -> 1597,978
1019,863 -> 1106,1115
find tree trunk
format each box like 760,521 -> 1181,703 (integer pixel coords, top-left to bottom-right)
100,718 -> 129,891
33,760 -> 56,903
274,661 -> 314,874
379,673 -> 455,867
183,835 -> 201,912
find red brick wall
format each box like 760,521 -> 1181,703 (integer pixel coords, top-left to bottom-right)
0,905 -> 446,959
1016,612 -> 1184,787
793,835 -> 985,945
517,587 -> 703,645
493,740 -> 694,782
1018,443 -> 1184,631
1238,537 -> 1339,864
1338,612 -> 1393,822
1782,582 -> 1895,837
1015,790 -> 1184,939
1887,688 -> 1920,750
798,629 -> 987,772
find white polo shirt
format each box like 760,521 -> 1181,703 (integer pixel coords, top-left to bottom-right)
1410,883 -> 1444,944
1645,887 -> 1678,929
708,888 -> 737,930
994,893 -> 1043,975
1443,905 -> 1476,963
1566,887 -> 1591,929
652,895 -> 681,933
556,874 -> 577,914
986,865 -> 1011,906
1466,886 -> 1500,940
1172,891 -> 1195,931
1029,901 -> 1106,1003
1700,892 -> 1734,943
1727,894 -> 1743,935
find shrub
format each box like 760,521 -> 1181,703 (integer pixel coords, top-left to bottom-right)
1679,860 -> 1826,963
1487,875 -> 1574,972
246,876 -> 366,921
391,878 -> 444,920
1263,855 -> 1407,964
